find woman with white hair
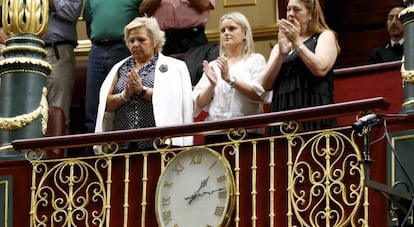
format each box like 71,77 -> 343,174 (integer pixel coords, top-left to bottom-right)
95,16 -> 193,153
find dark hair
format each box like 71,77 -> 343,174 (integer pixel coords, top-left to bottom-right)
386,3 -> 406,18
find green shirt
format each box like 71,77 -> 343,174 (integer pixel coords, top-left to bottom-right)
83,0 -> 142,41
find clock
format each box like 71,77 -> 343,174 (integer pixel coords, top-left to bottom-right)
155,147 -> 235,227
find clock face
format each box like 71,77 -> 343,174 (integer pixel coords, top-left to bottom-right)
155,147 -> 235,227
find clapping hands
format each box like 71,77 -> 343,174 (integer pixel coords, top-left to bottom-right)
278,18 -> 301,55
202,60 -> 217,86
203,56 -> 230,86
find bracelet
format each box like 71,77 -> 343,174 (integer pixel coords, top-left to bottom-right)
296,43 -> 306,52
119,90 -> 130,102
140,86 -> 148,97
226,76 -> 237,87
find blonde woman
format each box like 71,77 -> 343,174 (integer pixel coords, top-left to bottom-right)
192,11 -> 268,143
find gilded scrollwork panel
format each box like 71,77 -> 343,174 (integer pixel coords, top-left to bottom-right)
287,129 -> 366,226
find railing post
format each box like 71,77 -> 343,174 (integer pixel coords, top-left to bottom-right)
0,0 -> 50,160
400,0 -> 414,113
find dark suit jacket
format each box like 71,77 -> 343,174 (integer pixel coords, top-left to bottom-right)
184,43 -> 219,86
368,43 -> 403,64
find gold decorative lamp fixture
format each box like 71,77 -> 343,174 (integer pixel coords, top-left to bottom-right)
0,0 -> 51,160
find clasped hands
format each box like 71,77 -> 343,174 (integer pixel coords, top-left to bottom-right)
123,69 -> 145,99
278,18 -> 301,55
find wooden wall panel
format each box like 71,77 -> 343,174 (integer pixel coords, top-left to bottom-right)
326,0 -> 403,68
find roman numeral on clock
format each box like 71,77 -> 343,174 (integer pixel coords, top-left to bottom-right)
217,175 -> 226,182
173,161 -> 185,174
190,152 -> 202,165
214,206 -> 224,216
162,210 -> 172,225
161,196 -> 170,206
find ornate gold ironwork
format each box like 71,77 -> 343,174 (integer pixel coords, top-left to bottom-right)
25,148 -> 46,161
288,130 -> 366,226
98,142 -> 120,154
2,0 -> 49,36
25,126 -> 369,226
281,120 -> 300,135
227,128 -> 247,141
0,87 -> 48,134
153,137 -> 173,149
30,159 -> 108,226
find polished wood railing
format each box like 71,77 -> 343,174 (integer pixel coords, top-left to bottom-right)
13,97 -> 390,151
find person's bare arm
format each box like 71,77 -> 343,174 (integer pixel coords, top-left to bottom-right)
279,18 -> 338,77
295,30 -> 338,77
195,60 -> 216,109
105,74 -> 124,112
139,0 -> 161,16
261,25 -> 289,91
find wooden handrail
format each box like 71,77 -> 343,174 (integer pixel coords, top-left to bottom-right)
12,97 -> 390,151
334,60 -> 401,76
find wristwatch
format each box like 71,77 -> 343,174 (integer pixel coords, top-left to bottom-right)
140,85 -> 148,96
226,76 -> 237,87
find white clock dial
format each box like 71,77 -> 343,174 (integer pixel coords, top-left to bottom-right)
156,147 -> 235,227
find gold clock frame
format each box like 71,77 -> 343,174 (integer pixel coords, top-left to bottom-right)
155,146 -> 236,227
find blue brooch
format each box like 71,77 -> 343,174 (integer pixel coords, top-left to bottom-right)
159,64 -> 168,73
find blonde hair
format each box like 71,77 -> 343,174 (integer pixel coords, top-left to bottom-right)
124,17 -> 165,53
218,11 -> 255,58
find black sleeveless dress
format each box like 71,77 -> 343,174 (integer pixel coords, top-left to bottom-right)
269,34 -> 336,135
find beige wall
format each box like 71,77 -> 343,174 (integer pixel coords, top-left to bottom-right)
75,0 -> 279,59
206,0 -> 278,59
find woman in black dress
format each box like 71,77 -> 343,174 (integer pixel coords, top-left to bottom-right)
261,0 -> 340,135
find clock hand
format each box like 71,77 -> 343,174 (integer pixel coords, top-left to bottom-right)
185,187 -> 226,205
184,176 -> 210,205
200,187 -> 225,196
